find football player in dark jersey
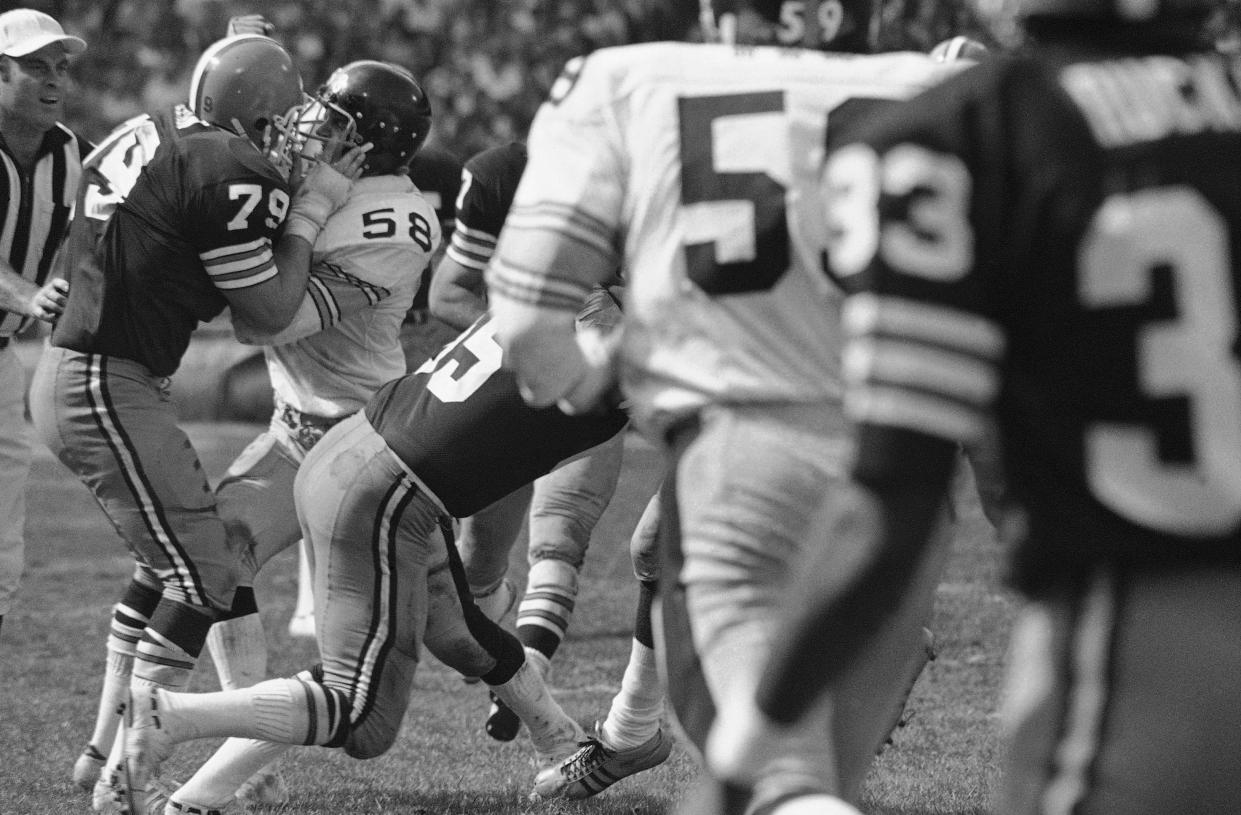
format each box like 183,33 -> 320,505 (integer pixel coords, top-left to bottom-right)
27,33 -> 367,813
712,1 -> 1241,814
427,140 -> 641,757
119,301 -> 626,815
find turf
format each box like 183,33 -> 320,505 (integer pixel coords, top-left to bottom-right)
0,421 -> 1013,815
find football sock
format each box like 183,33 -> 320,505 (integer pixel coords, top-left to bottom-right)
491,659 -> 584,755
159,674 -> 350,746
601,581 -> 663,750
132,596 -> 214,691
88,576 -> 161,761
516,558 -> 578,660
207,591 -> 268,690
172,738 -> 293,809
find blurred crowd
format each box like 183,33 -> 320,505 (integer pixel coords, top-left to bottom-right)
46,0 -> 691,159
33,0 -> 1241,159
42,0 -> 987,160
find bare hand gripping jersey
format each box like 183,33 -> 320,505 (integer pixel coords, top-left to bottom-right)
364,314 -> 627,518
832,50 -> 1241,589
486,42 -> 967,434
52,105 -> 291,376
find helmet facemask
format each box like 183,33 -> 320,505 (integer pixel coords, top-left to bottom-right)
270,97 -> 362,186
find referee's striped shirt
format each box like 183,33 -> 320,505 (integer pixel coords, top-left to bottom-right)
0,123 -> 89,337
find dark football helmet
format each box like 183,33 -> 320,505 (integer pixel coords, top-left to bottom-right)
278,60 -> 432,178
189,34 -> 304,150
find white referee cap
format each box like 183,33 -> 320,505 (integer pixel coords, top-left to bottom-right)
0,9 -> 86,58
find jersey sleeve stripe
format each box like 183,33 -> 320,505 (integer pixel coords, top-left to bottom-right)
446,226 -> 498,270
504,201 -> 617,262
846,384 -> 988,446
200,236 -> 268,261
843,292 -> 1005,360
451,223 -> 498,253
306,263 -> 391,329
210,263 -> 278,290
202,238 -> 279,290
486,256 -> 594,312
844,337 -> 1000,407
307,275 -> 341,328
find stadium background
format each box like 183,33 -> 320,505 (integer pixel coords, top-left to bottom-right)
30,0 -> 1241,161
10,0 -> 1241,422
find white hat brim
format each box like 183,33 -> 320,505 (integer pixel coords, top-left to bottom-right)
5,33 -> 86,57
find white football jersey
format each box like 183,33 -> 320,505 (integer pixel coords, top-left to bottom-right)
266,174 -> 442,417
487,42 -> 966,433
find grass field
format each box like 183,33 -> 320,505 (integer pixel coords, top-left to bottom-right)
0,420 -> 1016,815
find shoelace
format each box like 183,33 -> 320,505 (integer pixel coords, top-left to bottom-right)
563,738 -> 611,779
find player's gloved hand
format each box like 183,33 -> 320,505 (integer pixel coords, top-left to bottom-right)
227,14 -> 276,37
283,144 -> 370,244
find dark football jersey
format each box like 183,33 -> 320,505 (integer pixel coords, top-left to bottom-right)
365,312 -> 627,518
52,106 -> 291,376
445,142 -> 527,272
409,143 -> 463,236
830,49 -> 1241,590
407,144 -> 463,314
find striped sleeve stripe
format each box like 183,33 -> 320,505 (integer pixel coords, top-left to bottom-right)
844,336 -> 1000,407
846,383 -> 989,446
317,264 -> 387,303
445,223 -> 498,270
487,256 -> 596,312
307,275 -> 342,328
504,200 -> 617,262
202,237 -> 278,290
306,264 -> 389,328
843,292 -> 1005,360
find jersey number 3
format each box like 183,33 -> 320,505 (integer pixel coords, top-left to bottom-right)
1082,186 -> 1241,535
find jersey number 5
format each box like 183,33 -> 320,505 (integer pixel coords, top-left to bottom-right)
414,317 -> 503,403
678,92 -> 790,295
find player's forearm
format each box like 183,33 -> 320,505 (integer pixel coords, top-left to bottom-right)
430,278 -> 488,330
755,480 -> 947,724
233,288 -> 319,345
0,264 -> 40,316
243,235 -> 316,334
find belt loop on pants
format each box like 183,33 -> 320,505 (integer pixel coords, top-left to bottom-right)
0,336 -> 11,350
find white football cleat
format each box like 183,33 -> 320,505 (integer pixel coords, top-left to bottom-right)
74,744 -> 108,791
123,688 -> 176,815
234,764 -> 290,806
532,725 -> 673,800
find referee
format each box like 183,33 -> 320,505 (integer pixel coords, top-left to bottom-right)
0,8 -> 89,638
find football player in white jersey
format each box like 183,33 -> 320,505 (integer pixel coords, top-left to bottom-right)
205,58 -> 439,806
486,2 -> 970,813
